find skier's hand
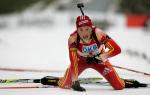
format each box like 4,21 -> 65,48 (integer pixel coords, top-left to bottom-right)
86,54 -> 103,64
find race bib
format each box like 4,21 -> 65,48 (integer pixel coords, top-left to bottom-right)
82,43 -> 98,53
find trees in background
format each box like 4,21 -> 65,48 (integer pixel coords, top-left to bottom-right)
0,0 -> 55,14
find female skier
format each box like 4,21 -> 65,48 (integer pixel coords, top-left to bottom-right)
57,15 -> 141,91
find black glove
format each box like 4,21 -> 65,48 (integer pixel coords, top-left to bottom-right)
86,56 -> 100,64
86,53 -> 103,64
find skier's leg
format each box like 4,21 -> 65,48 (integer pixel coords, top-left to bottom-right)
58,67 -> 72,89
58,61 -> 88,89
92,60 -> 125,90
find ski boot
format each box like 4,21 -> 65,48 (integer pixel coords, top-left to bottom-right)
40,76 -> 59,86
124,79 -> 147,88
72,81 -> 86,91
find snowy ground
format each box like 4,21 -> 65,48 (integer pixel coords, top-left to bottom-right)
0,9 -> 150,95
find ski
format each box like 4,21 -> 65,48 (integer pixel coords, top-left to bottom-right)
0,79 -> 40,83
0,76 -> 103,84
0,82 -> 149,89
0,76 -> 149,89
0,76 -> 103,89
94,81 -> 150,88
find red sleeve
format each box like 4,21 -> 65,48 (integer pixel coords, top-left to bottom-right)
100,32 -> 121,59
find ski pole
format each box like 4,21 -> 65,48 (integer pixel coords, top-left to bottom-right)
112,65 -> 150,76
77,3 -> 85,16
0,67 -> 63,72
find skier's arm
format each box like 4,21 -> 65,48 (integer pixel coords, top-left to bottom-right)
68,35 -> 79,81
95,28 -> 121,61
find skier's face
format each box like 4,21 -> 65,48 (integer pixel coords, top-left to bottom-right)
77,26 -> 92,41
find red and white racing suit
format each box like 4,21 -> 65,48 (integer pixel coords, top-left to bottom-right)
58,27 -> 125,90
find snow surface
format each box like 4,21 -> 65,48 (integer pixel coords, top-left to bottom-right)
0,7 -> 150,95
